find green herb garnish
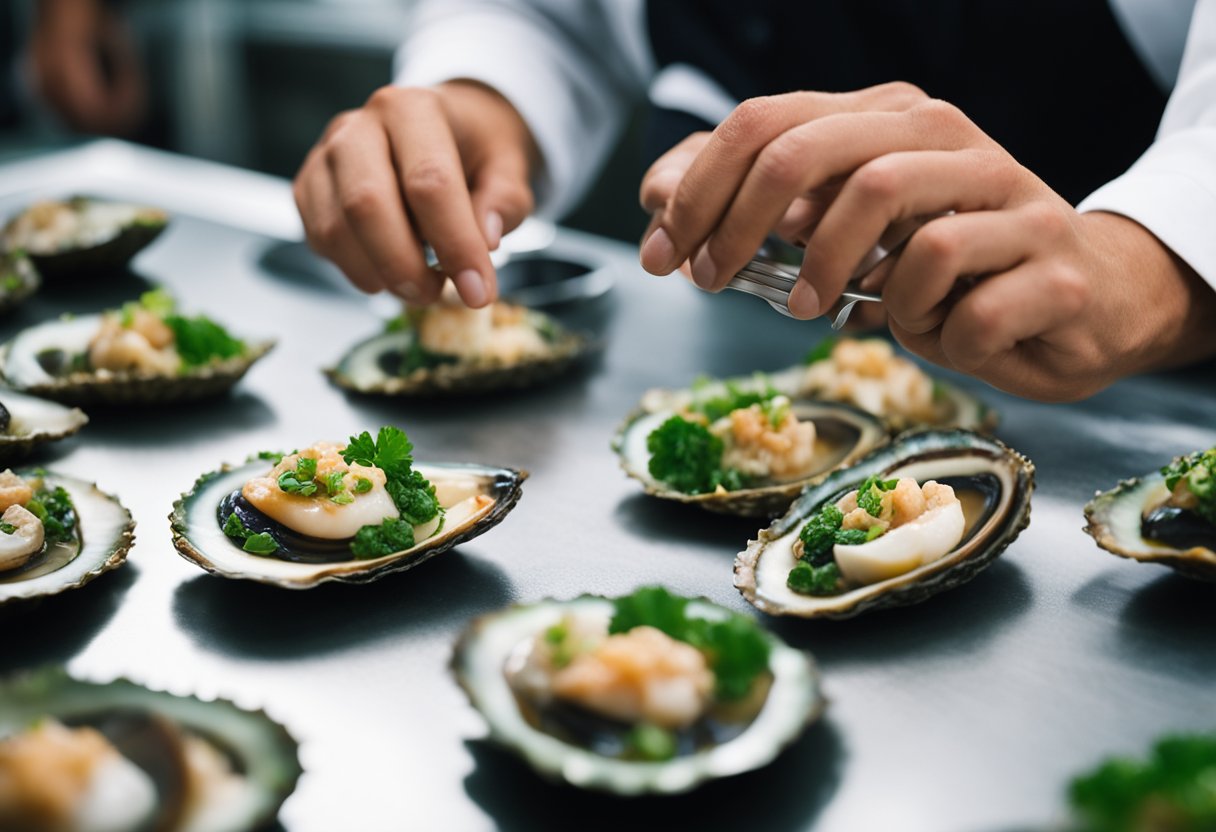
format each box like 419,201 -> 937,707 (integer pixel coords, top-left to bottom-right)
353,477 -> 373,494
221,513 -> 279,555
0,522 -> 15,535
689,378 -> 777,424
787,561 -> 842,595
25,485 -> 77,544
789,483 -> 895,595
1162,448 -> 1216,525
350,517 -> 415,559
1068,733 -> 1216,832
803,336 -> 838,365
277,456 -> 319,497
856,475 -> 899,518
625,724 -> 677,762
608,586 -> 771,701
645,416 -> 749,495
345,427 -> 441,555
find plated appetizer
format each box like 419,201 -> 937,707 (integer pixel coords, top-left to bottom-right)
0,467 -> 134,606
0,389 -> 87,466
1084,446 -> 1216,581
2,197 -> 167,279
0,667 -> 300,832
641,337 -> 995,435
171,425 -> 525,588
327,288 -> 589,396
615,380 -> 887,517
1067,732 -> 1216,832
736,430 -> 1033,618
0,250 -> 39,314
453,587 -> 823,794
0,289 -> 273,406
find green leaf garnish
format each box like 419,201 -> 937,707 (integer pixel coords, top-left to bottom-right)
350,517 -> 415,559
787,561 -> 842,595
25,486 -> 77,544
646,415 -> 750,495
625,724 -> 677,762
0,522 -> 15,535
609,586 -> 772,701
1161,448 -> 1216,525
222,512 -> 279,556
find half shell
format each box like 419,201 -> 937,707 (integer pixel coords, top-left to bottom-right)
0,314 -> 274,406
735,430 -> 1034,618
1083,473 -> 1216,582
171,457 -> 526,589
614,399 -> 888,518
0,388 -> 88,465
2,197 -> 168,279
0,667 -> 301,832
0,250 -> 40,314
326,310 -> 589,396
0,469 -> 135,606
452,594 -> 824,795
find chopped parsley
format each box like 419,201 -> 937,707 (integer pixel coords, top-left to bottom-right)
803,336 -> 838,365
625,724 -> 677,762
1162,448 -> 1216,525
0,522 -> 15,535
344,427 -> 442,554
25,485 -> 77,544
118,289 -> 245,369
1069,733 -> 1216,832
353,477 -> 373,494
689,378 -> 777,424
277,457 -> 319,497
221,513 -> 278,555
609,586 -> 771,701
645,416 -> 749,495
787,560 -> 843,595
789,482 -> 894,595
350,517 -> 415,559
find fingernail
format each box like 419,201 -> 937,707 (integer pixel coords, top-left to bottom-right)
454,269 -> 487,307
691,246 -> 718,290
484,210 -> 503,250
788,281 -> 820,319
640,227 -> 676,274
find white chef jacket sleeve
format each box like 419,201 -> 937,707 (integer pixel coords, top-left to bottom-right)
1078,0 -> 1216,286
393,0 -> 652,220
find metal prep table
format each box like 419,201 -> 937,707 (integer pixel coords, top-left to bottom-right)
0,140 -> 1211,832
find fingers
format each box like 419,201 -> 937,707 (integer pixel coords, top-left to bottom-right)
640,83 -> 929,275
788,148 -> 1018,317
689,102 -> 984,299
377,88 -> 497,307
323,112 -> 441,303
468,145 -> 534,250
639,132 -> 712,213
294,141 -> 388,294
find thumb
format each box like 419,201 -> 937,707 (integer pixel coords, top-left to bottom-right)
469,147 -> 534,250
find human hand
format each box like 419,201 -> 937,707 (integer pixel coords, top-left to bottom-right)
294,81 -> 538,307
638,84 -> 1216,400
29,0 -> 146,137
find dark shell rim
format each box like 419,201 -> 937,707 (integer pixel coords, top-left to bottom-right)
169,455 -> 528,589
734,428 -> 1035,619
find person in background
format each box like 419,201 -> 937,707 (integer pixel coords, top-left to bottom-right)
293,0 -> 1216,402
2,0 -> 145,136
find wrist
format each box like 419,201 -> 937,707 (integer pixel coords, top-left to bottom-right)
1081,211 -> 1216,375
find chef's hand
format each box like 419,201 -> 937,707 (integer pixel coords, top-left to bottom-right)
294,81 -> 538,307
30,0 -> 146,137
639,84 -> 1216,401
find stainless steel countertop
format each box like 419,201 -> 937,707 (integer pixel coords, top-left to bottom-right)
0,142 -> 1212,832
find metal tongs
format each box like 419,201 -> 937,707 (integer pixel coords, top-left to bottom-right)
725,216 -> 934,329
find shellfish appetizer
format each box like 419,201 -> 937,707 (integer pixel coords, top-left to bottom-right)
327,287 -> 589,396
736,430 -> 1034,618
171,425 -> 525,588
0,289 -> 273,406
2,197 -> 168,279
0,250 -> 40,314
0,389 -> 87,466
615,380 -> 887,517
1084,446 -> 1216,582
642,337 -> 995,434
0,467 -> 134,606
453,587 -> 823,795
0,667 -> 301,832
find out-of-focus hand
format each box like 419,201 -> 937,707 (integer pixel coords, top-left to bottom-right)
638,83 -> 1216,401
294,81 -> 538,307
30,0 -> 146,137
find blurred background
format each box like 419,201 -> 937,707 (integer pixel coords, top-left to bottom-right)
0,0 -> 648,241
